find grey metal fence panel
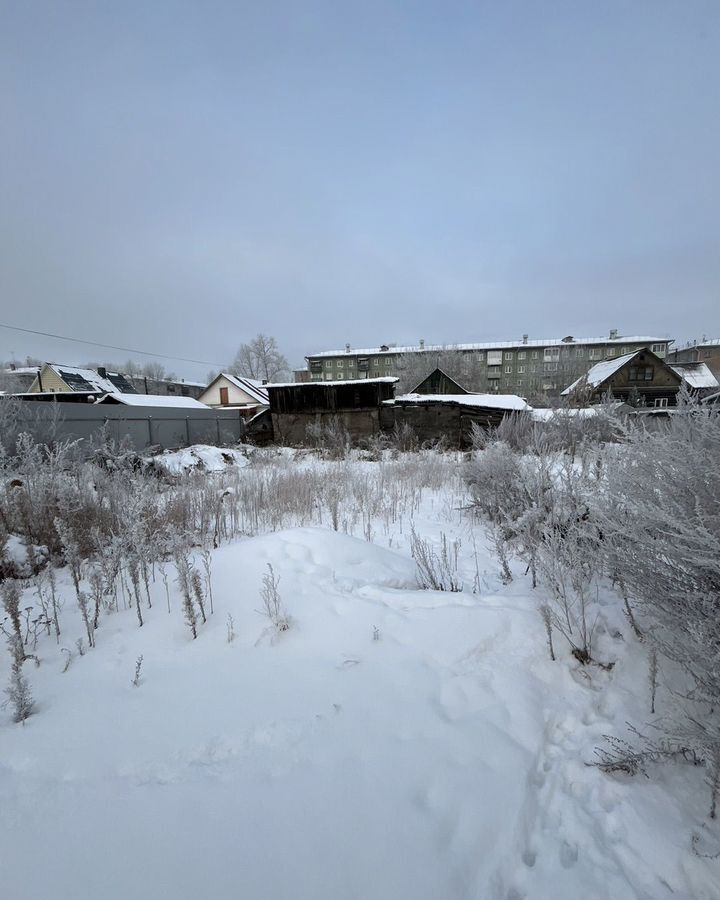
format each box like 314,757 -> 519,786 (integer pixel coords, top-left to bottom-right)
2,403 -> 246,453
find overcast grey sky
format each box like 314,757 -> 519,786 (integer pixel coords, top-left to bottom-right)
1,1 -> 719,378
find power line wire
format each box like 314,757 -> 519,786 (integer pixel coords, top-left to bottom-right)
0,322 -> 225,368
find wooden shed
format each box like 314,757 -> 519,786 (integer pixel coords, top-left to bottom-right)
381,393 -> 531,447
266,377 -> 397,445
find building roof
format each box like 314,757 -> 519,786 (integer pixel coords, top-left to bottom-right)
668,362 -> 719,390
674,338 -> 720,351
96,393 -> 210,408
411,367 -> 469,395
42,363 -> 136,394
268,376 -> 399,388
389,392 -> 531,411
308,335 -> 671,358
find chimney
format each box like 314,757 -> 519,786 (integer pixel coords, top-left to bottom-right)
345,343 -> 351,353
419,339 -> 425,350
97,366 -> 107,378
522,334 -> 528,345
609,329 -> 618,340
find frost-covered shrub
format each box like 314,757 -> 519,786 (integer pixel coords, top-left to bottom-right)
603,405 -> 720,814
305,416 -> 350,458
259,564 -> 290,633
411,528 -> 462,592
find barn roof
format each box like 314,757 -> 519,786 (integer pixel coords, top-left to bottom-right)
388,392 -> 531,411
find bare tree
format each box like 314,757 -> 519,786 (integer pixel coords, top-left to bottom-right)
231,334 -> 289,383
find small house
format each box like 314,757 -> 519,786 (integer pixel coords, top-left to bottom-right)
562,350 -> 682,408
199,373 -> 269,416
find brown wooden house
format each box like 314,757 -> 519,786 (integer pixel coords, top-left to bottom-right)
562,349 -> 682,407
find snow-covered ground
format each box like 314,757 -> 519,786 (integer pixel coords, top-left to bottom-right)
1,451 -> 717,900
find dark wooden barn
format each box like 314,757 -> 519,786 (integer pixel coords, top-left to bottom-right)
380,393 -> 530,447
267,377 -> 397,445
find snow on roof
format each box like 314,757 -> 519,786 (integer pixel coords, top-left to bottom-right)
390,393 -> 531,411
675,338 -> 720,350
1,367 -> 40,375
668,363 -> 719,390
216,373 -> 269,405
561,351 -> 641,396
308,336 -> 670,358
96,394 -> 210,408
268,376 -> 399,388
46,363 -> 121,394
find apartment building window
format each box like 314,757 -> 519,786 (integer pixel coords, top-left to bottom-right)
607,348 -> 615,357
654,397 -> 668,408
651,344 -> 666,355
544,362 -> 558,372
477,351 -> 485,360
629,366 -> 654,381
348,359 -> 355,367
504,365 -> 512,373
575,348 -> 585,357
324,360 -> 333,369
518,351 -> 526,360
504,351 -> 513,360
373,359 -> 380,367
358,357 -> 369,371
385,358 -> 392,366
544,347 -> 560,362
531,351 -> 539,359
589,349 -> 602,360
517,365 -> 526,374
310,360 -> 323,374
324,372 -> 333,380
336,360 -> 343,367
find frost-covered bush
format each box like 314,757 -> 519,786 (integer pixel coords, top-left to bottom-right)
305,416 -> 350,458
603,405 -> 720,815
411,528 -> 462,592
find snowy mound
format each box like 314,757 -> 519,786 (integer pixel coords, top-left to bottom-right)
227,527 -> 420,592
148,444 -> 250,475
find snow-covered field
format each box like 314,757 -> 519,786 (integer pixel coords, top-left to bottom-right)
1,449 -> 717,900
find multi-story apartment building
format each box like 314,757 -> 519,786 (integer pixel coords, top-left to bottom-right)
305,331 -> 672,397
668,338 -> 720,380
